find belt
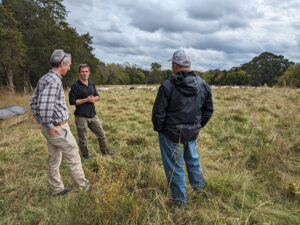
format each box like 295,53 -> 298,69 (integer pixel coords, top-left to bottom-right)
54,121 -> 68,127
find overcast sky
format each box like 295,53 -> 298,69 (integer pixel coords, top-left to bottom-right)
63,0 -> 300,71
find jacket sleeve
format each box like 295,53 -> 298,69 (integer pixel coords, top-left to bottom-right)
200,85 -> 214,128
152,84 -> 169,132
69,85 -> 77,105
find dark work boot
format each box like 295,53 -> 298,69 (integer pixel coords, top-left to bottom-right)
82,153 -> 90,159
54,186 -> 73,196
193,187 -> 208,199
98,138 -> 114,156
80,145 -> 90,159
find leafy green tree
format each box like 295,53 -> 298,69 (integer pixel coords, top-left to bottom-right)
150,62 -> 161,71
161,69 -> 172,81
0,5 -> 26,93
200,69 -> 225,85
3,0 -> 67,90
3,0 -> 105,90
199,70 -> 214,84
123,63 -> 145,84
106,64 -> 130,84
222,70 -> 250,86
241,52 -> 294,86
60,28 -> 96,87
97,61 -> 109,84
277,64 -> 300,88
147,62 -> 162,84
118,70 -> 131,84
142,69 -> 150,84
134,71 -> 145,84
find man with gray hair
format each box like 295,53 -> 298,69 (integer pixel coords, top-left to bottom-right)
30,49 -> 90,196
152,50 -> 214,205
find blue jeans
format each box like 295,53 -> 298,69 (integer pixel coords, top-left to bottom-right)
158,133 -> 206,203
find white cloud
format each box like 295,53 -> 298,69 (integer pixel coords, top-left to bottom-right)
63,0 -> 300,70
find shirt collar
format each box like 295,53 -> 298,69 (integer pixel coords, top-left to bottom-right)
78,79 -> 89,86
49,70 -> 62,80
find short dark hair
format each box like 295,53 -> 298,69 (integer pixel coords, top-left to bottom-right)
78,64 -> 90,72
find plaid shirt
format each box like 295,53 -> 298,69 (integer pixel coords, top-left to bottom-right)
30,70 -> 69,129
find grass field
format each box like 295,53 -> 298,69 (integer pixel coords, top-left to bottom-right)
0,86 -> 300,225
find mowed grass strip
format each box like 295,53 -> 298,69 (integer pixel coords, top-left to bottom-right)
0,87 -> 299,224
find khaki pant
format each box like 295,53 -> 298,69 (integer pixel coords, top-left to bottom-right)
41,123 -> 90,194
75,116 -> 107,155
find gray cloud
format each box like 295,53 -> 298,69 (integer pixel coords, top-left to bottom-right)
123,3 -> 221,33
186,0 -> 262,21
63,0 -> 300,70
93,32 -> 135,48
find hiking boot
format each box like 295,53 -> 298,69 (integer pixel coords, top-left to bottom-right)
194,187 -> 208,199
99,139 -> 114,156
79,145 -> 90,159
54,186 -> 72,196
165,197 -> 185,207
82,153 -> 91,159
101,150 -> 115,156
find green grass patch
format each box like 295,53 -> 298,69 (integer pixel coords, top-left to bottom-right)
0,86 -> 299,224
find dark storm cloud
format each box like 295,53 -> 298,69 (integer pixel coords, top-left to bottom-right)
190,37 -> 254,54
116,1 -> 221,33
186,0 -> 264,31
93,32 -> 135,48
129,10 -> 219,33
186,0 -> 262,20
121,0 -> 263,33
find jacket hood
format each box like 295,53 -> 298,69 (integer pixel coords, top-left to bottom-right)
170,70 -> 203,96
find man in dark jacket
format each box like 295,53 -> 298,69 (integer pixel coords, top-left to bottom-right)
152,50 -> 213,205
69,64 -> 114,159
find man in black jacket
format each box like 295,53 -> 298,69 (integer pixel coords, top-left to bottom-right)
152,50 -> 213,205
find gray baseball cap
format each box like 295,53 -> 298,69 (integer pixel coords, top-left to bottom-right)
168,50 -> 191,67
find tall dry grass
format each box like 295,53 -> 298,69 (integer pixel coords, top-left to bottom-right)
0,86 -> 299,224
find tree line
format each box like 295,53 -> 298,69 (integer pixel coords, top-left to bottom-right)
201,52 -> 299,87
1,0 -> 299,93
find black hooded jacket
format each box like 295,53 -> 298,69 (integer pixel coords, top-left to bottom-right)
152,70 -> 213,143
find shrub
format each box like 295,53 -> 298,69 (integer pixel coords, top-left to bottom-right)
277,64 -> 300,88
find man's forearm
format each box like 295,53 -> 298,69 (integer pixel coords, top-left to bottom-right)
76,98 -> 89,105
76,95 -> 98,105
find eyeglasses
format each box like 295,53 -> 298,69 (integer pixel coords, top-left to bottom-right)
59,53 -> 68,65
